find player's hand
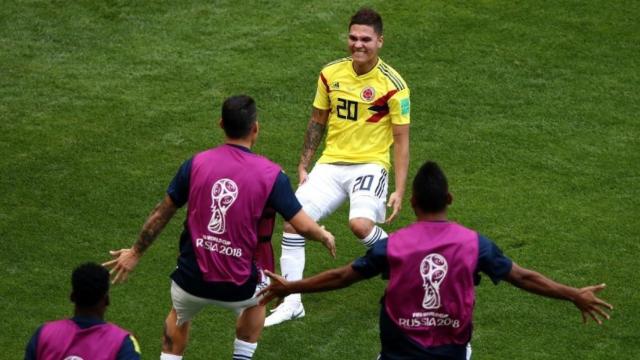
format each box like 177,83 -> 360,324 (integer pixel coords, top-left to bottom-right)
385,191 -> 403,223
319,225 -> 336,258
297,165 -> 309,186
258,270 -> 291,306
572,283 -> 613,324
102,248 -> 141,284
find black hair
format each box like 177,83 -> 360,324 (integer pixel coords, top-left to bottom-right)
71,262 -> 110,308
349,7 -> 383,35
413,161 -> 449,213
221,95 -> 257,139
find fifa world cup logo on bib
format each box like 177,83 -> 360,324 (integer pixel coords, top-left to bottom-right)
420,253 -> 448,309
208,178 -> 239,234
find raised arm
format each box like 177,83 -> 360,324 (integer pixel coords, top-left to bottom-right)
505,263 -> 613,324
298,107 -> 330,185
386,123 -> 410,223
103,195 -> 178,283
259,264 -> 363,305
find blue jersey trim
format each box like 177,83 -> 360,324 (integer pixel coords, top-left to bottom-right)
351,238 -> 389,279
24,325 -> 41,360
117,335 -> 141,360
167,158 -> 192,208
477,234 -> 513,284
268,172 -> 303,221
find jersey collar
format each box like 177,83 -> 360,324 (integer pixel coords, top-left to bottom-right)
350,57 -> 381,78
225,143 -> 253,153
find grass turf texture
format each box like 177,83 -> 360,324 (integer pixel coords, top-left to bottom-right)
1,0 -> 638,358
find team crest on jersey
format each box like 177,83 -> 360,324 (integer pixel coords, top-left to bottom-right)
360,86 -> 376,102
331,81 -> 340,90
208,178 -> 239,234
420,253 -> 448,309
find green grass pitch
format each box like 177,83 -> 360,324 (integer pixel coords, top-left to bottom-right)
1,1 -> 639,358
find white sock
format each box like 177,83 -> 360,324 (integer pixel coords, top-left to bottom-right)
160,353 -> 183,360
233,338 -> 257,360
361,226 -> 387,248
280,233 -> 305,304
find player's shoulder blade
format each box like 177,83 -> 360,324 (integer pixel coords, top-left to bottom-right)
377,60 -> 407,91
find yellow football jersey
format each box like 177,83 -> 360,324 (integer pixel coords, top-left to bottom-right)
313,57 -> 410,169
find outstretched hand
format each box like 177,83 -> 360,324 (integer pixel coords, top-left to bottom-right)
102,248 -> 141,284
319,225 -> 336,258
258,270 -> 292,306
385,191 -> 402,223
572,283 -> 613,324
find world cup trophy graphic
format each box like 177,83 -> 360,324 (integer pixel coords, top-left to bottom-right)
420,253 -> 448,310
208,178 -> 239,234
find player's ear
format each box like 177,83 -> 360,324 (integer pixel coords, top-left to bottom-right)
219,118 -> 224,129
446,192 -> 453,205
249,121 -> 259,147
378,35 -> 384,48
104,294 -> 110,307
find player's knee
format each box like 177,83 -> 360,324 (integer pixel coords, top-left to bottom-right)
349,218 -> 374,239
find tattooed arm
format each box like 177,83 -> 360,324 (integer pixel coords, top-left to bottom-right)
132,195 -> 178,254
298,107 -> 329,185
103,195 -> 178,284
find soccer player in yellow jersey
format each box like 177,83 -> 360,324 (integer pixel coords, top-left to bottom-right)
266,7 -> 410,326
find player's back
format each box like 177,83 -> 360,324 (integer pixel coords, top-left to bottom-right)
186,144 -> 281,285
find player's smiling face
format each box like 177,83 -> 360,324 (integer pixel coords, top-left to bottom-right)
348,24 -> 383,69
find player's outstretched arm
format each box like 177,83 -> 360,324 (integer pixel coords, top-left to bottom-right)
287,209 -> 336,258
298,108 -> 329,185
505,263 -> 613,324
386,124 -> 409,223
103,195 -> 178,284
259,264 -> 363,305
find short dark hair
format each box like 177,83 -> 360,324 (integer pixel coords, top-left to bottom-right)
221,95 -> 257,139
71,262 -> 110,308
349,7 -> 383,35
413,161 -> 449,213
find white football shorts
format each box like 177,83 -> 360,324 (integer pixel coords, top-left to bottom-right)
170,272 -> 270,326
295,163 -> 388,223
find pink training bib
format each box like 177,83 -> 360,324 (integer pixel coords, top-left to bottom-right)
385,221 -> 479,347
187,145 -> 281,284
